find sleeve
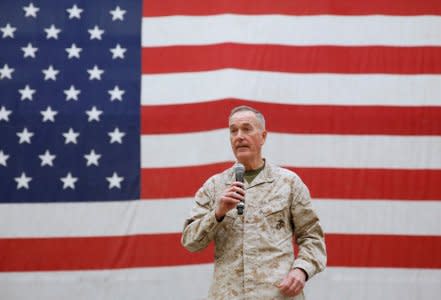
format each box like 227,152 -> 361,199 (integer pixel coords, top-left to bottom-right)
290,176 -> 327,280
181,180 -> 223,252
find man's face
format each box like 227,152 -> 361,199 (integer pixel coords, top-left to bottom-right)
229,110 -> 267,164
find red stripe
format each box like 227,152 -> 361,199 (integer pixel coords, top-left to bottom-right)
1,234 -> 439,271
141,100 -> 441,135
141,163 -> 231,199
325,234 -> 441,268
143,0 -> 441,16
300,168 -> 441,200
142,45 -> 441,75
0,233 -> 212,271
141,163 -> 441,200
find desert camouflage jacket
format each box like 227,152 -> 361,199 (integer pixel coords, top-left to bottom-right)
182,162 -> 326,300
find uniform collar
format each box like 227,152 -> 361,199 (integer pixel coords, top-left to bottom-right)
226,159 -> 275,189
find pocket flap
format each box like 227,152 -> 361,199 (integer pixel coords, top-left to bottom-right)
261,201 -> 287,216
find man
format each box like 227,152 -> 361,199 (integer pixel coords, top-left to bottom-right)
181,106 -> 326,299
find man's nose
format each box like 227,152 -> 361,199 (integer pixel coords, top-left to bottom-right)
237,130 -> 245,139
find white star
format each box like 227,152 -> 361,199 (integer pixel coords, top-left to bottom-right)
62,128 -> 79,144
66,4 -> 83,19
17,127 -> 34,144
109,6 -> 126,21
60,172 -> 78,190
0,150 -> 9,167
18,84 -> 36,101
108,85 -> 125,102
0,106 -> 12,122
84,149 -> 101,167
23,2 -> 40,18
106,172 -> 124,189
64,85 -> 81,101
87,65 -> 104,80
1,23 -> 16,39
88,25 -> 104,40
44,24 -> 61,39
21,43 -> 38,58
85,106 -> 103,122
40,106 -> 58,122
39,150 -> 56,167
0,64 -> 14,79
42,65 -> 59,81
65,43 -> 82,59
110,44 -> 126,59
15,172 -> 32,190
108,127 -> 126,144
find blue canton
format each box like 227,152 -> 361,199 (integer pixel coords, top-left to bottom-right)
0,0 -> 141,202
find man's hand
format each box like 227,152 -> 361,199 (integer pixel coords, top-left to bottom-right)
215,182 -> 245,221
277,268 -> 306,297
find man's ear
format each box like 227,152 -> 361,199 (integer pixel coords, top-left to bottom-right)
261,130 -> 267,145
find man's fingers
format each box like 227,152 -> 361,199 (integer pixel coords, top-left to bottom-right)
230,191 -> 244,201
232,181 -> 245,188
279,283 -> 301,297
221,195 -> 239,205
292,283 -> 303,296
289,279 -> 303,295
277,276 -> 293,293
216,183 -> 246,217
278,273 -> 305,297
230,185 -> 245,197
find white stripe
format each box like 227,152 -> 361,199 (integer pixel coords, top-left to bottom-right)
305,267 -> 441,300
141,71 -> 441,106
0,266 -> 440,300
141,130 -> 441,169
1,199 -> 440,237
314,200 -> 441,235
0,200 -> 194,238
0,264 -> 213,300
142,15 -> 441,46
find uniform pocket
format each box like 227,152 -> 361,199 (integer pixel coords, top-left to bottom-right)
260,203 -> 292,247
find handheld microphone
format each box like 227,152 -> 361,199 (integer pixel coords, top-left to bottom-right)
234,163 -> 245,215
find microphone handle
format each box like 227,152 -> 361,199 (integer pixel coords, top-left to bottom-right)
237,201 -> 244,215
236,173 -> 245,215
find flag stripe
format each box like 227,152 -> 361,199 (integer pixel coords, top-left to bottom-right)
0,199 -> 439,237
0,200 -> 193,237
141,71 -> 441,106
140,131 -> 441,169
326,234 -> 441,268
142,16 -> 441,47
305,267 -> 441,300
315,200 -> 441,235
143,0 -> 441,17
141,101 -> 441,135
0,264 -> 214,300
143,45 -> 441,74
0,233 -> 211,271
1,266 -> 440,300
0,234 -> 440,271
141,164 -> 441,200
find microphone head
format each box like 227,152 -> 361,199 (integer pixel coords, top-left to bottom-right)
234,163 -> 245,183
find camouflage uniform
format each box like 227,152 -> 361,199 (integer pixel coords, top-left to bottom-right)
182,162 -> 326,300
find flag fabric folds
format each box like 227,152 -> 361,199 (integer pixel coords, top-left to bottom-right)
1,1 -> 441,299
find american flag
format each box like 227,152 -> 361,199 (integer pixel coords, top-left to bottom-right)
1,1 -> 441,299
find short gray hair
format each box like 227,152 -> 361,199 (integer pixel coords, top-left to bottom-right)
229,105 -> 266,130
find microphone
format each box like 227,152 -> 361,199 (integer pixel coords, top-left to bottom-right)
234,163 -> 245,215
